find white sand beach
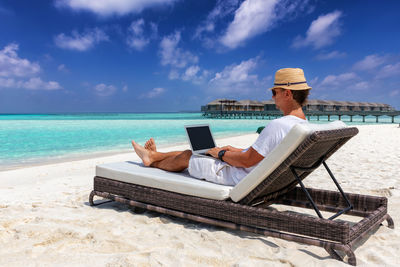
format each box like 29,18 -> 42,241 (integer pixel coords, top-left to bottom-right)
0,124 -> 399,266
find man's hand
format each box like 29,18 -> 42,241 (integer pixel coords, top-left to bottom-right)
207,145 -> 243,158
206,147 -> 223,158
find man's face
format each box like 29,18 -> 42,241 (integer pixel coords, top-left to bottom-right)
272,88 -> 284,110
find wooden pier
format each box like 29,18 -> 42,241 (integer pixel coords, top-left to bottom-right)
202,110 -> 400,123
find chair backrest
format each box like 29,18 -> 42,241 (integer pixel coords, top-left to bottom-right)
229,121 -> 358,204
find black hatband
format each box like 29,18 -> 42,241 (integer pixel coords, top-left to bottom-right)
274,81 -> 307,86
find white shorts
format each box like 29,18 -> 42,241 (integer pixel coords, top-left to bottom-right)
188,155 -> 237,186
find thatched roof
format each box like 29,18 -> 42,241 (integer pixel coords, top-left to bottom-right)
306,99 -> 337,106
262,100 -> 275,105
305,99 -> 320,105
237,100 -> 264,106
207,100 -> 221,105
343,101 -> 360,106
207,99 -> 237,105
358,102 -> 378,107
331,100 -> 348,106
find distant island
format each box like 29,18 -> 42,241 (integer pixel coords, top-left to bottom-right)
201,99 -> 400,123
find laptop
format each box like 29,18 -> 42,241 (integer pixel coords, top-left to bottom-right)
184,124 -> 216,157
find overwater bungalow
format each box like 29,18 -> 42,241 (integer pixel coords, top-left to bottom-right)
202,98 -> 397,115
203,99 -> 237,111
237,100 -> 264,111
202,98 -> 399,122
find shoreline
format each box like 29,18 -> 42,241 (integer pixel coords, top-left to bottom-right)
0,132 -> 257,172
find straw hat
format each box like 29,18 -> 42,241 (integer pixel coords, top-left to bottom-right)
270,68 -> 312,90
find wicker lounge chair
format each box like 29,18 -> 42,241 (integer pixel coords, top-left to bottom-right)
89,122 -> 394,265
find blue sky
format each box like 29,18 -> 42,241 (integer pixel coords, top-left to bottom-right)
1,0 -> 400,113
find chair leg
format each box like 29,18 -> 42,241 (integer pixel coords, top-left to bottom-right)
324,245 -> 356,266
89,190 -> 113,206
89,190 -> 95,206
384,214 -> 394,229
343,245 -> 357,266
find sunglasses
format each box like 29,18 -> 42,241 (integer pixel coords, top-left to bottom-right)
271,88 -> 284,96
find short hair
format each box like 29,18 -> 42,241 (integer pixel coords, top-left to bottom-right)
291,89 -> 310,106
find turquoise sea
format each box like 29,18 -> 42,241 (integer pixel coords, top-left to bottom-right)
0,113 -> 399,170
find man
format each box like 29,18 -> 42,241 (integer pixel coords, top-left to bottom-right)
132,68 -> 311,186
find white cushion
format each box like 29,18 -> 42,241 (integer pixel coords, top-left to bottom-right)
229,121 -> 347,202
95,121 -> 347,202
96,161 -> 233,200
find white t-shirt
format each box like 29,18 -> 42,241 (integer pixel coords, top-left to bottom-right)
230,115 -> 308,184
252,115 -> 308,157
188,115 -> 308,186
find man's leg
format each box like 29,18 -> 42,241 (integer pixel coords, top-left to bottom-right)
132,141 -> 192,172
150,149 -> 192,172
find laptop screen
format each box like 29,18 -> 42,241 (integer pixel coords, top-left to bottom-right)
186,125 -> 216,151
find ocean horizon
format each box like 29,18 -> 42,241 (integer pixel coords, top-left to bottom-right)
1,112 -> 399,170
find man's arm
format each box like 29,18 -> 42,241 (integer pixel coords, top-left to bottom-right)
220,145 -> 243,152
207,146 -> 264,168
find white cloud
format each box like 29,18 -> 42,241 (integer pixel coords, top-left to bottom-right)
160,32 -> 209,83
352,54 -> 400,80
316,50 -> 346,60
0,43 -> 62,90
168,66 -> 210,84
140,87 -> 166,98
208,57 -> 264,94
0,77 -> 16,88
182,65 -> 200,81
353,81 -> 370,90
390,90 -> 399,97
150,22 -> 158,39
159,31 -> 198,68
94,83 -> 117,96
122,85 -> 128,92
220,0 -> 278,49
0,77 -> 61,90
168,69 -> 180,80
216,0 -> 313,49
54,28 -> 108,51
58,64 -> 69,72
353,54 -> 387,71
293,10 -> 342,49
320,72 -> 357,87
126,19 -> 154,50
182,66 -> 210,84
0,43 -> 40,77
22,77 -> 62,90
194,0 -> 240,43
375,62 -> 400,79
55,0 -> 178,16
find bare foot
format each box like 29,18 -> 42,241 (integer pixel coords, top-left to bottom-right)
131,140 -> 152,166
144,138 -> 157,151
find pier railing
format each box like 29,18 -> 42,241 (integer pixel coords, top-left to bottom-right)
202,110 -> 400,123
